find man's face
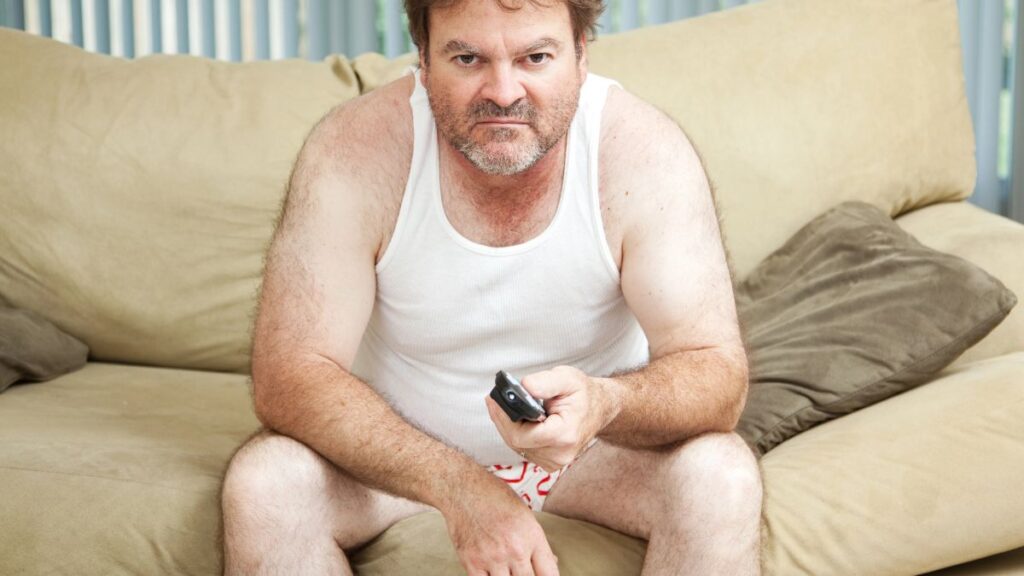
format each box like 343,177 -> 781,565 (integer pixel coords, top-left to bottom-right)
421,0 -> 587,176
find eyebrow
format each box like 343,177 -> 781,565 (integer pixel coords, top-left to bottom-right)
440,37 -> 563,56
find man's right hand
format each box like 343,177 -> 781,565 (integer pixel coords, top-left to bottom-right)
443,481 -> 560,576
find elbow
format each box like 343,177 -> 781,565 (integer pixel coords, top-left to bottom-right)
249,351 -> 346,432
720,349 -> 750,432
250,360 -> 286,430
251,379 -> 278,430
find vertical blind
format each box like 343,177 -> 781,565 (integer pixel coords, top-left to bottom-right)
0,0 -> 766,60
1,0 -> 1020,222
958,0 -> 1016,218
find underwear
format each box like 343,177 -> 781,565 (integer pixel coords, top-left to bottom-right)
487,460 -> 573,512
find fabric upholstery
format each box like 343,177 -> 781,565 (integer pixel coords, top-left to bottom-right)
895,201 -> 1024,368
734,202 -> 1017,456
4,355 -> 1020,575
760,352 -> 1024,575
0,29 -> 359,374
586,0 -> 975,280
924,546 -> 1024,575
0,362 -> 260,575
0,0 -> 975,374
351,509 -> 646,576
0,0 -> 1019,573
0,306 -> 88,392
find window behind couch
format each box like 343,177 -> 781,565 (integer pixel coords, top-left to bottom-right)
0,0 -> 1020,223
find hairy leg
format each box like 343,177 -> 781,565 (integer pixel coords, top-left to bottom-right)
220,429 -> 433,576
541,432 -> 763,575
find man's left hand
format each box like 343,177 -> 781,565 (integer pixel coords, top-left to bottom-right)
485,365 -> 619,472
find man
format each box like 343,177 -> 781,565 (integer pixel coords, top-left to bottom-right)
221,0 -> 763,574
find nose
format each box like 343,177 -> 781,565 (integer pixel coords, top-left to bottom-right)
480,63 -> 527,109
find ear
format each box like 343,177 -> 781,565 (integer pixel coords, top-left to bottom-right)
418,46 -> 428,74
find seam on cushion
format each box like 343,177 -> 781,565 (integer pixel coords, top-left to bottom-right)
753,296 -> 1016,449
0,464 -> 216,493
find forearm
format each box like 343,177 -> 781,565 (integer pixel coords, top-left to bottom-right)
252,355 -> 502,514
595,347 -> 748,447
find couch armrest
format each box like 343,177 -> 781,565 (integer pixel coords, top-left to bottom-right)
895,201 -> 1024,368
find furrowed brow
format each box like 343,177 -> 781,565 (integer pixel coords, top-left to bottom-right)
442,40 -> 479,55
440,37 -> 561,57
518,37 -> 562,56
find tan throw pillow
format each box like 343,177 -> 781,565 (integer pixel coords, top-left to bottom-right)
735,202 -> 1018,457
0,307 -> 89,392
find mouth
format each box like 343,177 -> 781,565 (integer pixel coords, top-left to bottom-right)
476,119 -> 529,126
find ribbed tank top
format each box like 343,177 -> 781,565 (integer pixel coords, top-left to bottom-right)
349,69 -> 650,466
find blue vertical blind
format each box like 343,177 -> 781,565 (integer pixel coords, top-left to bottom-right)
1,0 -> 1020,221
958,0 -> 1016,218
1,0 -> 762,60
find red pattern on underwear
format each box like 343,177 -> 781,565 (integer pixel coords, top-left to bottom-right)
488,460 -> 569,511
536,473 -> 553,496
490,462 -> 529,483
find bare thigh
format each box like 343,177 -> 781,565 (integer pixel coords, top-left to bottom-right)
223,429 -> 435,552
539,439 -> 664,540
540,432 -> 760,541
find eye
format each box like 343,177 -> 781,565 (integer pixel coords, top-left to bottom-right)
527,53 -> 550,65
456,54 -> 477,66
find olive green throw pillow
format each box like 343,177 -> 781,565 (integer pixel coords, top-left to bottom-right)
0,307 -> 89,393
734,201 -> 1017,457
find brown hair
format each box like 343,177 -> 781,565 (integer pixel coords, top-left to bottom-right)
405,0 -> 605,59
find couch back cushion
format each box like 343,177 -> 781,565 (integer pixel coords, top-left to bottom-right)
0,29 -> 359,373
592,0 -> 975,278
0,0 -> 976,374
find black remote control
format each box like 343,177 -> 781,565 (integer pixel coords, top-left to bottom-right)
490,370 -> 546,423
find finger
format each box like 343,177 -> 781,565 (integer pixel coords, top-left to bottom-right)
486,396 -> 530,431
487,565 -> 512,576
510,557 -> 535,576
533,458 -> 564,473
487,398 -> 539,456
486,398 -> 516,442
532,546 -> 560,576
525,365 -> 588,401
485,396 -> 506,424
517,413 -> 567,449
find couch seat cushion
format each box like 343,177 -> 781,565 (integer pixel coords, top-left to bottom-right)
354,353 -> 1024,576
0,362 -> 259,575
3,355 -> 1022,575
761,351 -> 1024,575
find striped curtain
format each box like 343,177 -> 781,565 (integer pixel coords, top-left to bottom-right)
0,0 -> 1019,221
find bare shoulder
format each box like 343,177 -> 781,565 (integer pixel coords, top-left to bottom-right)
598,86 -> 712,243
287,74 -> 415,260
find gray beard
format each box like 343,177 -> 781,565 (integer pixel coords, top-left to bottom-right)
455,127 -> 547,176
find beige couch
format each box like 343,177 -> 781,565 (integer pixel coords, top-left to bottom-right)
2,0 -> 1023,574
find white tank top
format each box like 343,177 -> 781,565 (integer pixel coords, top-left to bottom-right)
350,70 -> 650,466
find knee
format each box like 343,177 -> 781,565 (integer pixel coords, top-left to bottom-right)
221,430 -> 328,517
664,432 -> 763,512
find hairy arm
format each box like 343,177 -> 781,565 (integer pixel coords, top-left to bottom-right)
250,85 -> 508,514
594,88 -> 748,448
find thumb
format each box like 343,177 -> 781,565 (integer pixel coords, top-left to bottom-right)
520,369 -> 568,401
